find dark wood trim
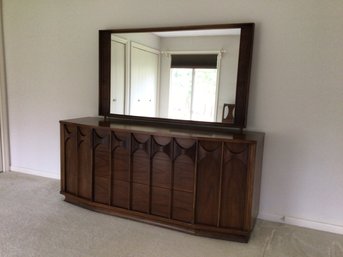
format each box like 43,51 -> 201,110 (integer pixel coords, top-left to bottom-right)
61,117 -> 263,143
244,144 -> 256,231
98,23 -> 254,129
60,124 -> 65,193
99,31 -> 111,116
192,140 -> 199,224
108,130 -> 113,206
129,132 -> 134,210
91,128 -> 95,202
251,134 -> 265,228
169,139 -> 175,219
148,137 -> 153,214
217,142 -> 224,227
99,23 -> 254,34
235,24 -> 255,128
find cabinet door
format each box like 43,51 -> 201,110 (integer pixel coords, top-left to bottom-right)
63,124 -> 78,195
151,187 -> 170,217
131,133 -> 150,185
131,183 -> 149,213
111,132 -> 131,182
196,140 -> 222,226
131,133 -> 150,212
220,143 -> 248,229
173,138 -> 196,192
151,136 -> 172,189
172,138 -> 196,222
151,136 -> 173,217
77,127 -> 92,200
111,131 -> 131,208
93,129 -> 111,204
172,190 -> 193,223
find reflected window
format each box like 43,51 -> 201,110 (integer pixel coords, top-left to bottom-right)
168,54 -> 218,122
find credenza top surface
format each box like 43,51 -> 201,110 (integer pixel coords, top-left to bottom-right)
60,117 -> 264,143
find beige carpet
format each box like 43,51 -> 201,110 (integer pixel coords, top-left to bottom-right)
0,171 -> 342,257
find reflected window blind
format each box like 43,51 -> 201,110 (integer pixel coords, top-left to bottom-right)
170,54 -> 217,69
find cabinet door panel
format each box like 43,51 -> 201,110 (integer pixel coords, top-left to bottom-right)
93,129 -> 111,204
173,138 -> 196,192
196,141 -> 222,226
112,150 -> 130,181
112,180 -> 129,209
172,190 -> 193,223
112,132 -> 130,182
132,134 -> 150,184
131,183 -> 149,213
151,136 -> 172,188
152,153 -> 171,188
132,150 -> 150,184
220,143 -> 248,229
77,127 -> 92,199
151,187 -> 170,218
64,125 -> 78,195
174,156 -> 194,192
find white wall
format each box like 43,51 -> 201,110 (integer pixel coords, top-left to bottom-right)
3,0 -> 343,233
115,33 -> 161,50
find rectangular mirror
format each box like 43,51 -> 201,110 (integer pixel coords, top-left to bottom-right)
99,23 -> 254,129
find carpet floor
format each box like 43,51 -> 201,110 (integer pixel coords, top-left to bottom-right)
0,171 -> 342,257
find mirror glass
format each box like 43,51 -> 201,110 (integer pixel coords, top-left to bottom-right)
109,28 -> 241,123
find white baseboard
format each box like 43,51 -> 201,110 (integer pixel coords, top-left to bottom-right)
10,166 -> 60,180
258,212 -> 343,235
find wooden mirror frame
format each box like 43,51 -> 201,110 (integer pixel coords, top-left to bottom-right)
99,23 -> 254,130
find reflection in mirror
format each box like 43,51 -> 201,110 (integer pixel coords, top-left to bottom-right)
110,28 -> 241,123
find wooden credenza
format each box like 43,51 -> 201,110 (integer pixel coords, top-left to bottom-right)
60,117 -> 264,242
